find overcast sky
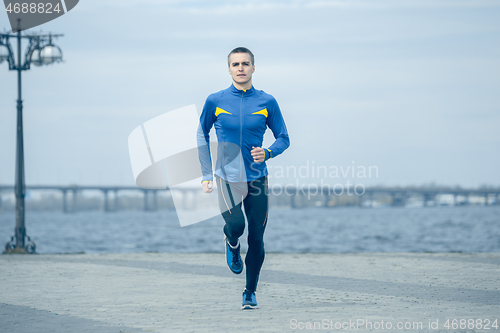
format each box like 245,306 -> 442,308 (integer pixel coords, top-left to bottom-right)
1,0 -> 499,188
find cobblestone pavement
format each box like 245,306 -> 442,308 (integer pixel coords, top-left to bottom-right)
1,252 -> 499,332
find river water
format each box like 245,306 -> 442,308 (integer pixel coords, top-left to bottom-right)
0,206 -> 499,254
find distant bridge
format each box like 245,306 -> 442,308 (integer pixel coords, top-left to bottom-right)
0,185 -> 165,213
0,184 -> 498,212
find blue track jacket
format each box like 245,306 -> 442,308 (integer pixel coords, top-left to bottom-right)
197,84 -> 290,183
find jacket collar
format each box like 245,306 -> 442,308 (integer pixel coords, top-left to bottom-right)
229,83 -> 256,96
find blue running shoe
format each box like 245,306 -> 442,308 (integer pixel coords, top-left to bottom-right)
224,235 -> 243,274
242,289 -> 257,309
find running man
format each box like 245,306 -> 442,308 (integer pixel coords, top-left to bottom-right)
197,47 -> 290,309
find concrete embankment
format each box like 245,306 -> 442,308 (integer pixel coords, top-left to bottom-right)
1,252 -> 499,332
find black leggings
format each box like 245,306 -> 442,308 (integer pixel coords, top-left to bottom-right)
215,174 -> 268,292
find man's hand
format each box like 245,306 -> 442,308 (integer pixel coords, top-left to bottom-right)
251,146 -> 265,163
202,180 -> 213,193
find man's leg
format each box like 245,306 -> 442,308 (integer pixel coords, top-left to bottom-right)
215,174 -> 245,245
215,174 -> 248,275
243,175 -> 268,292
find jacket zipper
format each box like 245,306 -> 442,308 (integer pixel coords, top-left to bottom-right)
239,90 -> 245,182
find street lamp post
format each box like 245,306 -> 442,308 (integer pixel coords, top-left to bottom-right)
1,19 -> 63,254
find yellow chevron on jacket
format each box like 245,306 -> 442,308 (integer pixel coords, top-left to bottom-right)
215,107 -> 232,116
252,108 -> 268,117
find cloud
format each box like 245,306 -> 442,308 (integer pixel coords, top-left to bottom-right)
88,0 -> 500,11
1,0 -> 499,187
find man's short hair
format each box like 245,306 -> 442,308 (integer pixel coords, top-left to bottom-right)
227,47 -> 255,66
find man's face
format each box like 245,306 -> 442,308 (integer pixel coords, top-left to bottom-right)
228,52 -> 255,85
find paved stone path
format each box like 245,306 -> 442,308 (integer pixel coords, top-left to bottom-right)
1,253 -> 499,332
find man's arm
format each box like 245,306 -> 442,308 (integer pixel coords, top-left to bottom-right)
265,96 -> 290,160
197,96 -> 217,184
